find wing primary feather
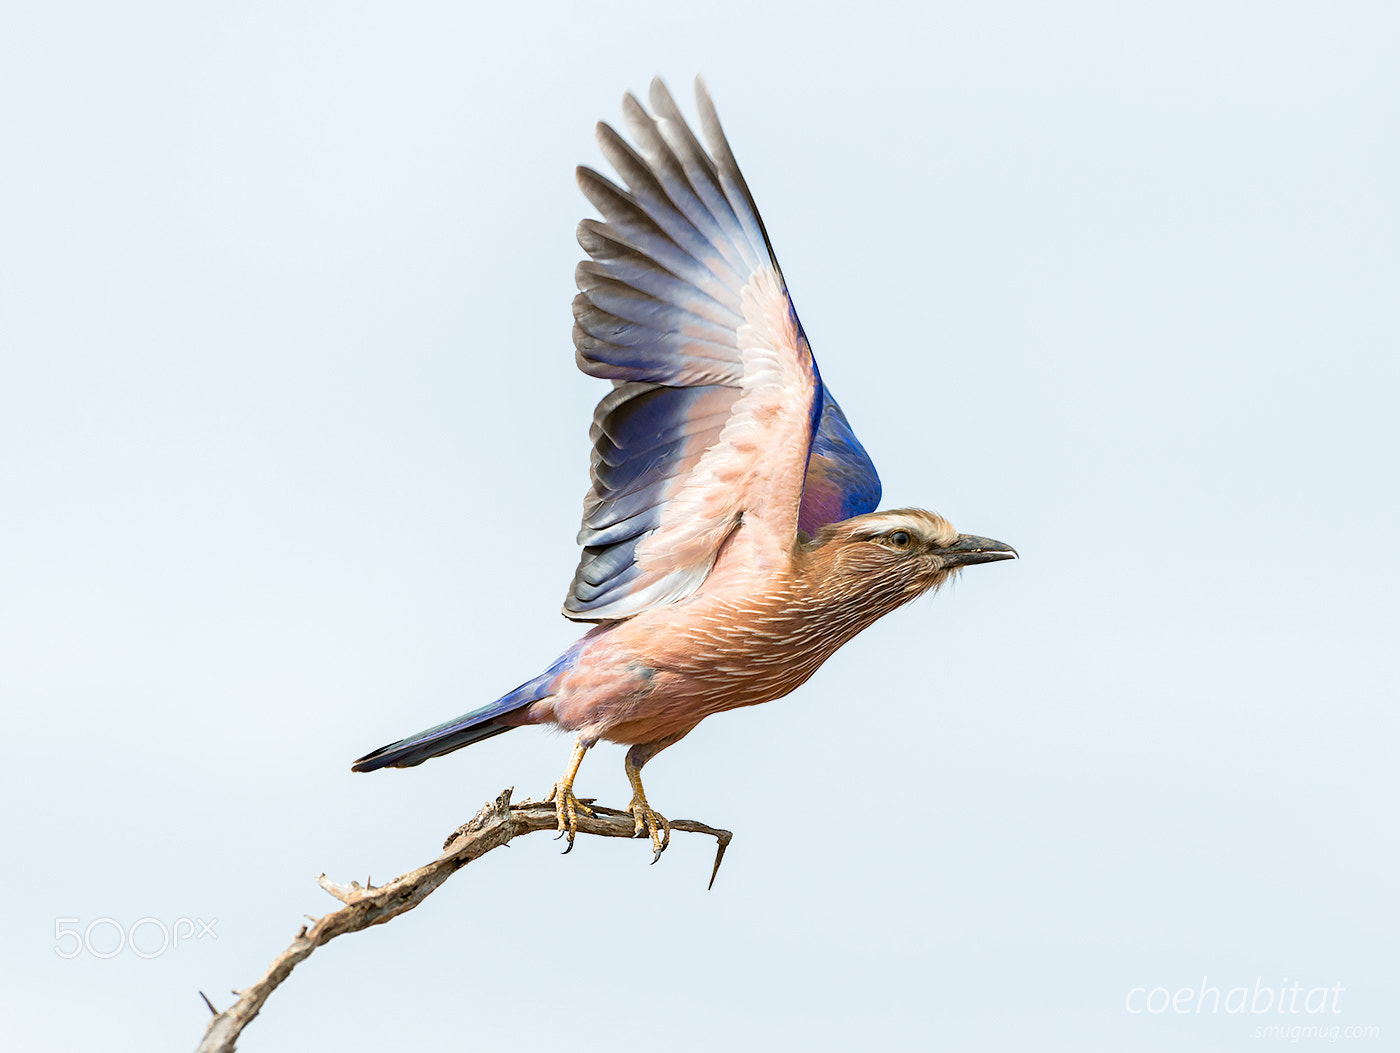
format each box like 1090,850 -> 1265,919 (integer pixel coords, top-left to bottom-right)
576,258 -> 741,331
694,76 -> 778,274
578,221 -> 744,315
575,270 -> 738,345
646,78 -> 764,273
573,332 -> 738,383
576,169 -> 742,297
594,122 -> 748,294
619,92 -> 752,280
571,316 -> 742,386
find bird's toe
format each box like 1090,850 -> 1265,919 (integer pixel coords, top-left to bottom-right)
628,795 -> 671,863
549,783 -> 594,853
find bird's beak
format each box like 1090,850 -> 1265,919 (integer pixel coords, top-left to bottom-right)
940,534 -> 1018,567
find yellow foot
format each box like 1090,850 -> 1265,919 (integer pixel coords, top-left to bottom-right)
547,738 -> 595,855
628,793 -> 671,864
545,782 -> 594,854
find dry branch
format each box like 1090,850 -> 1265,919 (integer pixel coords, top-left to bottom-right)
194,788 -> 732,1053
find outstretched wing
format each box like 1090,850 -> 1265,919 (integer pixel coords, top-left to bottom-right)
565,77 -> 880,622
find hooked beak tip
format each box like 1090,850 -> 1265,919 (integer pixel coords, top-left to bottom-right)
943,534 -> 1017,567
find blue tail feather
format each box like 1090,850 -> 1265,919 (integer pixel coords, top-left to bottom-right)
351,649 -> 577,772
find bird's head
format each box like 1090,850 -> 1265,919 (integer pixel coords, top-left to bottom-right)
804,508 -> 1017,608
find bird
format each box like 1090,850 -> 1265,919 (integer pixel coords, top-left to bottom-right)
352,77 -> 1016,861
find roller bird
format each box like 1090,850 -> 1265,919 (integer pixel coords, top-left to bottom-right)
352,78 -> 1016,860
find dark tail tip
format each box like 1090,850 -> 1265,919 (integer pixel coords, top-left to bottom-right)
350,744 -> 399,773
350,721 -> 517,773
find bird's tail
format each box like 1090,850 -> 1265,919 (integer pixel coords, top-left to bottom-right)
351,650 -> 576,772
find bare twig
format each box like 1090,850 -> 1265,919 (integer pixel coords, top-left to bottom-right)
194,788 -> 732,1053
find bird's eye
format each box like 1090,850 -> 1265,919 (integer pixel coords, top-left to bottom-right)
887,530 -> 912,549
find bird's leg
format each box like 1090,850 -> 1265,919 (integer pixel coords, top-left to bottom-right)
546,737 -> 594,854
624,746 -> 671,864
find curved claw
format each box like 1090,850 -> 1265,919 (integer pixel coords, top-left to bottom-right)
546,740 -> 596,855
628,795 -> 671,863
548,781 -> 594,854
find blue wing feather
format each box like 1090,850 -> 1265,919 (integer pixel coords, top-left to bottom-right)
566,78 -> 880,620
798,387 -> 882,537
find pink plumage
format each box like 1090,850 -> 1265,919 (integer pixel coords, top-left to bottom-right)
353,79 -> 1016,861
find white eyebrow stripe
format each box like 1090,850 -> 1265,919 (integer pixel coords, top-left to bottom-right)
849,513 -> 934,538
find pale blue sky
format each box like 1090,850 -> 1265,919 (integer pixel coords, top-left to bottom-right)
2,2 -> 1396,1050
